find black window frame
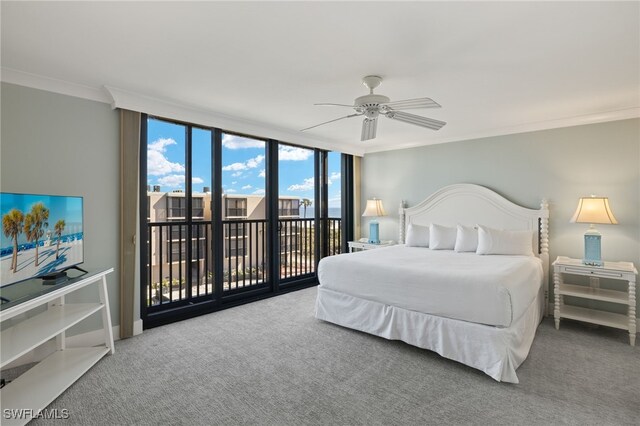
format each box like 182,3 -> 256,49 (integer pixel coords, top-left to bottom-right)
140,115 -> 354,329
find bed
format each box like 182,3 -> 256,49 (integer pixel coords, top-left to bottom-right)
315,184 -> 549,383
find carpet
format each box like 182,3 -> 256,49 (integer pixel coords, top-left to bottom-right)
30,287 -> 639,425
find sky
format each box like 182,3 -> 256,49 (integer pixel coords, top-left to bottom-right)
146,118 -> 343,209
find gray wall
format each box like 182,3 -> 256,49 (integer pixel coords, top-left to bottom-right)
1,82 -> 121,331
362,118 -> 640,317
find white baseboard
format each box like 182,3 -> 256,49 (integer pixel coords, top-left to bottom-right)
2,319 -> 143,370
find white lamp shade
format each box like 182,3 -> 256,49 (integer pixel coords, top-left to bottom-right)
570,197 -> 618,225
362,199 -> 386,217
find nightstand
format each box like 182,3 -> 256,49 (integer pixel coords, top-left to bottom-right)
553,256 -> 637,346
348,241 -> 395,252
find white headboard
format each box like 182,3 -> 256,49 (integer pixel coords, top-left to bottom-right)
398,184 -> 550,314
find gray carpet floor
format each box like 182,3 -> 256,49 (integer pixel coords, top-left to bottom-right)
31,287 -> 639,425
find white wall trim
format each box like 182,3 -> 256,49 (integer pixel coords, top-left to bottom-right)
363,107 -> 640,154
1,67 -> 112,104
3,66 -> 637,157
103,85 -> 364,156
0,67 -> 364,156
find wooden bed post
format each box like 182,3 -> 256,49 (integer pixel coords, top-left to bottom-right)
540,199 -> 550,316
399,200 -> 406,244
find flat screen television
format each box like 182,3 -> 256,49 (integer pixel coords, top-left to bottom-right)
1,192 -> 84,287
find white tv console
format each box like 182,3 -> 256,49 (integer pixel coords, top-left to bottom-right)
0,268 -> 114,425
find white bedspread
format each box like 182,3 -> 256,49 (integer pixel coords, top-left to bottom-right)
317,245 -> 543,327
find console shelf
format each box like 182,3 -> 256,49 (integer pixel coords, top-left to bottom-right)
0,347 -> 110,426
0,269 -> 114,426
1,303 -> 104,368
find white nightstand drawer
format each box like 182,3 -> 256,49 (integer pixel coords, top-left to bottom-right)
563,266 -> 624,279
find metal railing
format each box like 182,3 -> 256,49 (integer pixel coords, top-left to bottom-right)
145,217 -> 342,307
145,221 -> 214,307
223,219 -> 268,291
279,218 -> 315,280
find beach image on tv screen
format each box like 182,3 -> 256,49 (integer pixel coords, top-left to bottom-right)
1,193 -> 83,287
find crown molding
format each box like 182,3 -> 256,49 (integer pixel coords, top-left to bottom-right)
103,85 -> 365,156
1,67 -> 111,104
3,66 -> 636,158
0,67 -> 365,156
363,106 -> 640,154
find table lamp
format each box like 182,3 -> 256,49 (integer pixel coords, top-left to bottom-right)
362,198 -> 386,244
570,196 -> 618,266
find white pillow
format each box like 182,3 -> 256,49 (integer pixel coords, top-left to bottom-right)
476,225 -> 534,256
429,224 -> 457,250
454,225 -> 478,252
405,223 -> 430,247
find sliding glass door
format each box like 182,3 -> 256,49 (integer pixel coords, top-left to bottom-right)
277,144 -> 316,283
140,116 -> 353,327
220,133 -> 269,294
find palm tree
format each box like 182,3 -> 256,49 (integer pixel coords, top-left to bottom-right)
24,202 -> 49,267
301,198 -> 312,218
2,209 -> 24,273
54,219 -> 66,259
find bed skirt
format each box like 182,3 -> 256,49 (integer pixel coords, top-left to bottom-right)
315,286 -> 543,384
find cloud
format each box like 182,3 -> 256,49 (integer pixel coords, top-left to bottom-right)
223,163 -> 247,172
231,171 -> 243,177
222,134 -> 265,149
231,181 -> 237,185
288,177 -> 315,192
330,172 -> 341,181
222,154 -> 265,172
225,188 -> 237,193
156,175 -> 204,188
157,174 -> 183,187
279,145 -> 313,161
258,169 -> 266,178
242,185 -> 252,190
246,155 -> 264,168
147,138 -> 185,176
253,189 -> 265,195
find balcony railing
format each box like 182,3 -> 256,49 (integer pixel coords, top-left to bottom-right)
279,218 -> 315,280
145,217 -> 342,307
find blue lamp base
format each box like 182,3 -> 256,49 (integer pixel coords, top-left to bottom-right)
583,230 -> 602,266
369,221 -> 380,244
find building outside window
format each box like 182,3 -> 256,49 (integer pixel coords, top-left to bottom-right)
279,199 -> 300,217
226,237 -> 246,258
167,196 -> 204,219
226,198 -> 247,217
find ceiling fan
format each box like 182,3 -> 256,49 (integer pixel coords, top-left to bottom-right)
301,75 -> 446,141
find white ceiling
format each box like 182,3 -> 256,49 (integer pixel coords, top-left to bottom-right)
2,2 -> 639,156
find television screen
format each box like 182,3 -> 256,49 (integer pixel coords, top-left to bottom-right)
1,193 -> 83,287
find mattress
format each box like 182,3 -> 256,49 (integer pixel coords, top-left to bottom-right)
317,245 -> 543,327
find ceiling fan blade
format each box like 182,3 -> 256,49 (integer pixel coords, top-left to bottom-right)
314,103 -> 357,108
381,97 -> 441,110
300,113 -> 361,131
386,111 -> 446,130
361,118 -> 378,141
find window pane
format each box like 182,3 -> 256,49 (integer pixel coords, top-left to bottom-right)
146,118 -> 186,306
221,133 -> 267,290
327,151 -> 342,218
327,151 -> 343,256
191,127 -> 213,296
192,128 -> 211,221
147,118 -> 186,223
278,143 -> 315,280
